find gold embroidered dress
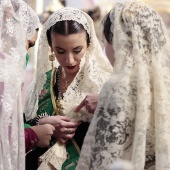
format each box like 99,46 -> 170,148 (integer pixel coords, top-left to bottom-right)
37,67 -> 81,170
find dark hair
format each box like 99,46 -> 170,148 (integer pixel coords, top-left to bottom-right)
103,12 -> 113,44
46,20 -> 90,47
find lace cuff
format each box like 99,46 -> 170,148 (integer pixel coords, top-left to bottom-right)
35,113 -> 49,125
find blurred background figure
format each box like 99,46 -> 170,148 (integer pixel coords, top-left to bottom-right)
86,6 -> 103,47
40,10 -> 53,24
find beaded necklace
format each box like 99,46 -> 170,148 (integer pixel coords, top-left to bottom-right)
54,66 -> 63,115
54,66 -> 74,115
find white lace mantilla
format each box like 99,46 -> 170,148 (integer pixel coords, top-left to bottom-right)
76,1 -> 170,170
0,0 -> 40,169
24,7 -> 112,121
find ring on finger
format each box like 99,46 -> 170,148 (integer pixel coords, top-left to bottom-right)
65,128 -> 72,134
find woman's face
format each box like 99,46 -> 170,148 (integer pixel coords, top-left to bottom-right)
102,32 -> 115,66
26,30 -> 38,51
51,31 -> 88,75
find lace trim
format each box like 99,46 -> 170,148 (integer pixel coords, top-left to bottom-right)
44,7 -> 91,36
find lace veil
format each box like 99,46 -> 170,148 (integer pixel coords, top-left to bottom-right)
76,1 -> 170,170
24,7 -> 112,121
0,0 -> 40,169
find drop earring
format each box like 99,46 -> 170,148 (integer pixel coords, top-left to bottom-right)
49,51 -> 55,69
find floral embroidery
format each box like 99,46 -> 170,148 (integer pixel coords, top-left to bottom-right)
39,89 -> 48,99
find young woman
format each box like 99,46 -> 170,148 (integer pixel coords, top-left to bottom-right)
24,7 -> 112,170
76,1 -> 170,170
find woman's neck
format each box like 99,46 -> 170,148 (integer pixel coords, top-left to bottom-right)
59,67 -> 77,96
60,67 -> 77,82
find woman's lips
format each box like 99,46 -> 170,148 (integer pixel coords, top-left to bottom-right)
66,65 -> 77,69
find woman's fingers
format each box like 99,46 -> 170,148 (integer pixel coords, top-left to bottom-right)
75,93 -> 99,114
75,98 -> 85,112
58,120 -> 81,129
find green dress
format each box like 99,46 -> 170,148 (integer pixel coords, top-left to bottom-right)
25,66 -> 89,170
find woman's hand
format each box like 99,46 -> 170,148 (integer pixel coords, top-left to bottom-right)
39,115 -> 81,144
31,124 -> 55,148
75,93 -> 99,114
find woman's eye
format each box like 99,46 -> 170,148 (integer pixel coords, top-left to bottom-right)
57,51 -> 65,54
74,50 -> 82,54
